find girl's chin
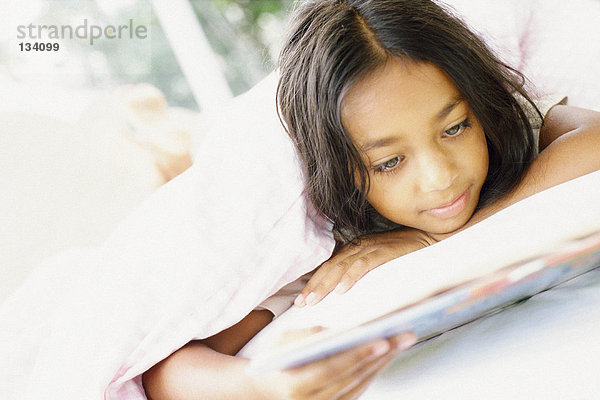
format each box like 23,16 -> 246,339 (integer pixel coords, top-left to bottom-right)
415,212 -> 472,235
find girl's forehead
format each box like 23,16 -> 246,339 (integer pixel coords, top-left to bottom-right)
341,60 -> 464,141
343,60 -> 458,112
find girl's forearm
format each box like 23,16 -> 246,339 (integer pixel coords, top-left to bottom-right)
142,341 -> 265,400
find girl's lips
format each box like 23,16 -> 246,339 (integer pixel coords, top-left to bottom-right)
424,188 -> 469,219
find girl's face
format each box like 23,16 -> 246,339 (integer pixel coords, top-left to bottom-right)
341,59 -> 489,234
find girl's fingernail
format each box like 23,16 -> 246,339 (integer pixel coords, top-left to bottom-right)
335,281 -> 349,294
372,341 -> 390,356
305,292 -> 318,306
294,294 -> 305,307
396,334 -> 418,351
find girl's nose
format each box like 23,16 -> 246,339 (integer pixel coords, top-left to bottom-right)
417,148 -> 457,193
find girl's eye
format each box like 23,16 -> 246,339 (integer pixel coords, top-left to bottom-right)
443,118 -> 471,137
373,156 -> 403,173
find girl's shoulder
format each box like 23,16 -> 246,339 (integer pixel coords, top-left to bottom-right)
532,94 -> 568,123
517,93 -> 568,154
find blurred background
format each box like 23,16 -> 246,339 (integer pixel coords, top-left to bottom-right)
0,0 -> 294,301
0,0 -> 294,117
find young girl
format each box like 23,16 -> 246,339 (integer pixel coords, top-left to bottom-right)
143,0 -> 600,398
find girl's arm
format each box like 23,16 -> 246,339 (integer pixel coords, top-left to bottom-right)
296,105 -> 600,307
142,310 -> 274,399
142,309 -> 416,400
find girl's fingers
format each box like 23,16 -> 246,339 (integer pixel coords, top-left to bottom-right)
310,248 -> 386,301
333,250 -> 380,294
336,247 -> 407,294
335,352 -> 397,400
296,247 -> 388,307
288,338 -> 391,392
334,333 -> 417,400
295,233 -> 409,307
317,347 -> 398,400
294,251 -> 355,307
284,332 -> 417,398
296,263 -> 349,306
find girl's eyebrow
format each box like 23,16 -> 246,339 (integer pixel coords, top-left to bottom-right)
360,95 -> 465,152
435,95 -> 464,122
361,136 -> 400,152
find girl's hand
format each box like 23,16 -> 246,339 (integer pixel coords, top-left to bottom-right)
252,327 -> 417,400
295,229 -> 436,307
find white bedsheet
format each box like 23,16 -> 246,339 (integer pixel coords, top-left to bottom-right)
361,270 -> 600,399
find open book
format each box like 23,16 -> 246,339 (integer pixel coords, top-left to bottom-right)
248,230 -> 600,373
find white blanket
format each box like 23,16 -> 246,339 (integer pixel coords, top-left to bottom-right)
0,74 -> 335,400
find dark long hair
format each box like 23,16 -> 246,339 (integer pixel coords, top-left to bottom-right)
277,0 -> 540,241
